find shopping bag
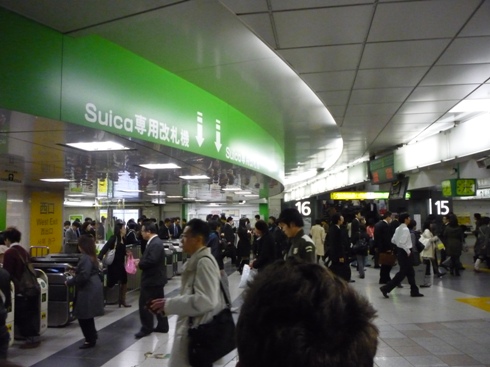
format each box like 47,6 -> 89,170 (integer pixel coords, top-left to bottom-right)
125,252 -> 137,274
238,264 -> 256,288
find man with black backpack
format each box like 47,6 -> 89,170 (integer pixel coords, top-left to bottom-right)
3,227 -> 41,349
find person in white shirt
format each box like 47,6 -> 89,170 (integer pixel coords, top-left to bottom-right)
380,213 -> 424,298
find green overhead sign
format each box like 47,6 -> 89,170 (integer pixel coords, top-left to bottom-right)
0,8 -> 284,183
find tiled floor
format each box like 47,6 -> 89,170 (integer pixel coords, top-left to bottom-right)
6,253 -> 490,367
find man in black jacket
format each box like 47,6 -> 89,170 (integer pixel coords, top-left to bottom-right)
374,212 -> 394,284
134,221 -> 169,338
0,266 -> 11,359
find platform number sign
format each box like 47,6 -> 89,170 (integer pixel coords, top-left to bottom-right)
429,199 -> 451,216
295,201 -> 311,216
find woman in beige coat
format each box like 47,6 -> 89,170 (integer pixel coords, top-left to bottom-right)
310,219 -> 326,263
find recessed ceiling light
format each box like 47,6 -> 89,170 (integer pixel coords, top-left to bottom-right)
179,175 -> 210,180
221,187 -> 242,191
65,141 -> 131,151
140,163 -> 181,169
40,178 -> 72,182
147,191 -> 166,196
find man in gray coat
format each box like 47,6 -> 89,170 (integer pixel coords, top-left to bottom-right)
134,221 -> 168,338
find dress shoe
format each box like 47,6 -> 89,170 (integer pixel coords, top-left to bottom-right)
20,341 -> 40,349
410,293 -> 424,297
380,286 -> 389,298
349,279 -> 356,283
153,327 -> 169,333
135,331 -> 151,339
359,275 -> 365,279
79,342 -> 96,349
420,284 -> 431,288
397,284 -> 404,288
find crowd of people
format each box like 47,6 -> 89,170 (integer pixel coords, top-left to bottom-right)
2,205 -> 485,365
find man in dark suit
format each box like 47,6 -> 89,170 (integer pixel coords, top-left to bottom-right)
374,211 -> 394,284
171,217 -> 182,239
158,218 -> 172,240
328,213 -> 352,281
134,221 -> 169,338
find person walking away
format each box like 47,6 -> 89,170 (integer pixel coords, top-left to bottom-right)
2,227 -> 41,349
444,215 -> 464,276
207,220 -> 231,304
236,218 -> 252,274
250,220 -> 277,272
66,235 -> 104,349
380,213 -> 424,298
98,222 -> 132,307
149,219 -> 226,367
373,212 -> 394,284
310,219 -> 326,264
133,221 -> 169,338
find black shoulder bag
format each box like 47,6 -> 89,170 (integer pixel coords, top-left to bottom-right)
187,256 -> 236,366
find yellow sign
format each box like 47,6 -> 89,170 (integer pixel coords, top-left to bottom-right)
330,191 -> 411,200
97,178 -> 108,197
30,191 -> 64,253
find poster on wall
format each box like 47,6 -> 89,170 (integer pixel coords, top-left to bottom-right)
30,192 -> 64,253
69,214 -> 83,223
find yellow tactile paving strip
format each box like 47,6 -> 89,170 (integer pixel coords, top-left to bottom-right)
456,297 -> 490,312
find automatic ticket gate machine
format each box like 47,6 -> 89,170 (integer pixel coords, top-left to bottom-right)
31,254 -> 80,327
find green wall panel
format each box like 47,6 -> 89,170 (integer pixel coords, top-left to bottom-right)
0,8 -> 62,119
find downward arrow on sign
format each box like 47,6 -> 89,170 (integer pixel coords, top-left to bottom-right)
196,112 -> 204,147
215,119 -> 222,152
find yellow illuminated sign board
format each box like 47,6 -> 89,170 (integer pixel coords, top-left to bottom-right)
330,192 -> 411,200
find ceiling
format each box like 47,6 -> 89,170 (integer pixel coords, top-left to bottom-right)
1,0 -> 490,190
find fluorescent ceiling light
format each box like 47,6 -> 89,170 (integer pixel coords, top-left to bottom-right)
244,194 -> 259,197
167,195 -> 183,199
183,197 -> 196,201
195,199 -> 207,202
147,191 -> 166,196
67,194 -> 85,197
7,199 -> 23,203
41,178 -> 72,182
221,187 -> 242,191
65,141 -> 131,151
140,163 -> 181,169
179,175 -> 210,180
235,191 -> 252,195
119,189 -> 144,193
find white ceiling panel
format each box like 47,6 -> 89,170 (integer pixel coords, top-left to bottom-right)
354,67 -> 429,89
387,123 -> 429,132
349,88 -> 413,104
459,0 -> 490,37
390,113 -> 443,125
279,44 -> 363,73
437,37 -> 490,65
466,83 -> 490,99
407,85 -> 480,102
360,39 -> 450,69
220,0 -> 269,14
317,91 -> 351,106
368,0 -> 481,42
238,14 -> 276,47
344,103 -> 401,117
301,70 -> 357,91
270,0 -> 374,11
421,64 -> 490,86
273,6 -> 372,48
397,101 -> 460,115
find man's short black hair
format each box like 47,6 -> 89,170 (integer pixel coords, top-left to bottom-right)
64,220 -> 71,226
399,212 -> 410,223
331,213 -> 341,225
237,258 -> 378,367
186,218 -> 211,242
4,227 -> 21,244
209,220 -> 221,232
255,220 -> 268,233
277,208 -> 304,227
142,221 -> 158,234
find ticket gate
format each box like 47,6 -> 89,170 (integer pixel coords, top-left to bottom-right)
31,257 -> 79,327
164,249 -> 174,280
